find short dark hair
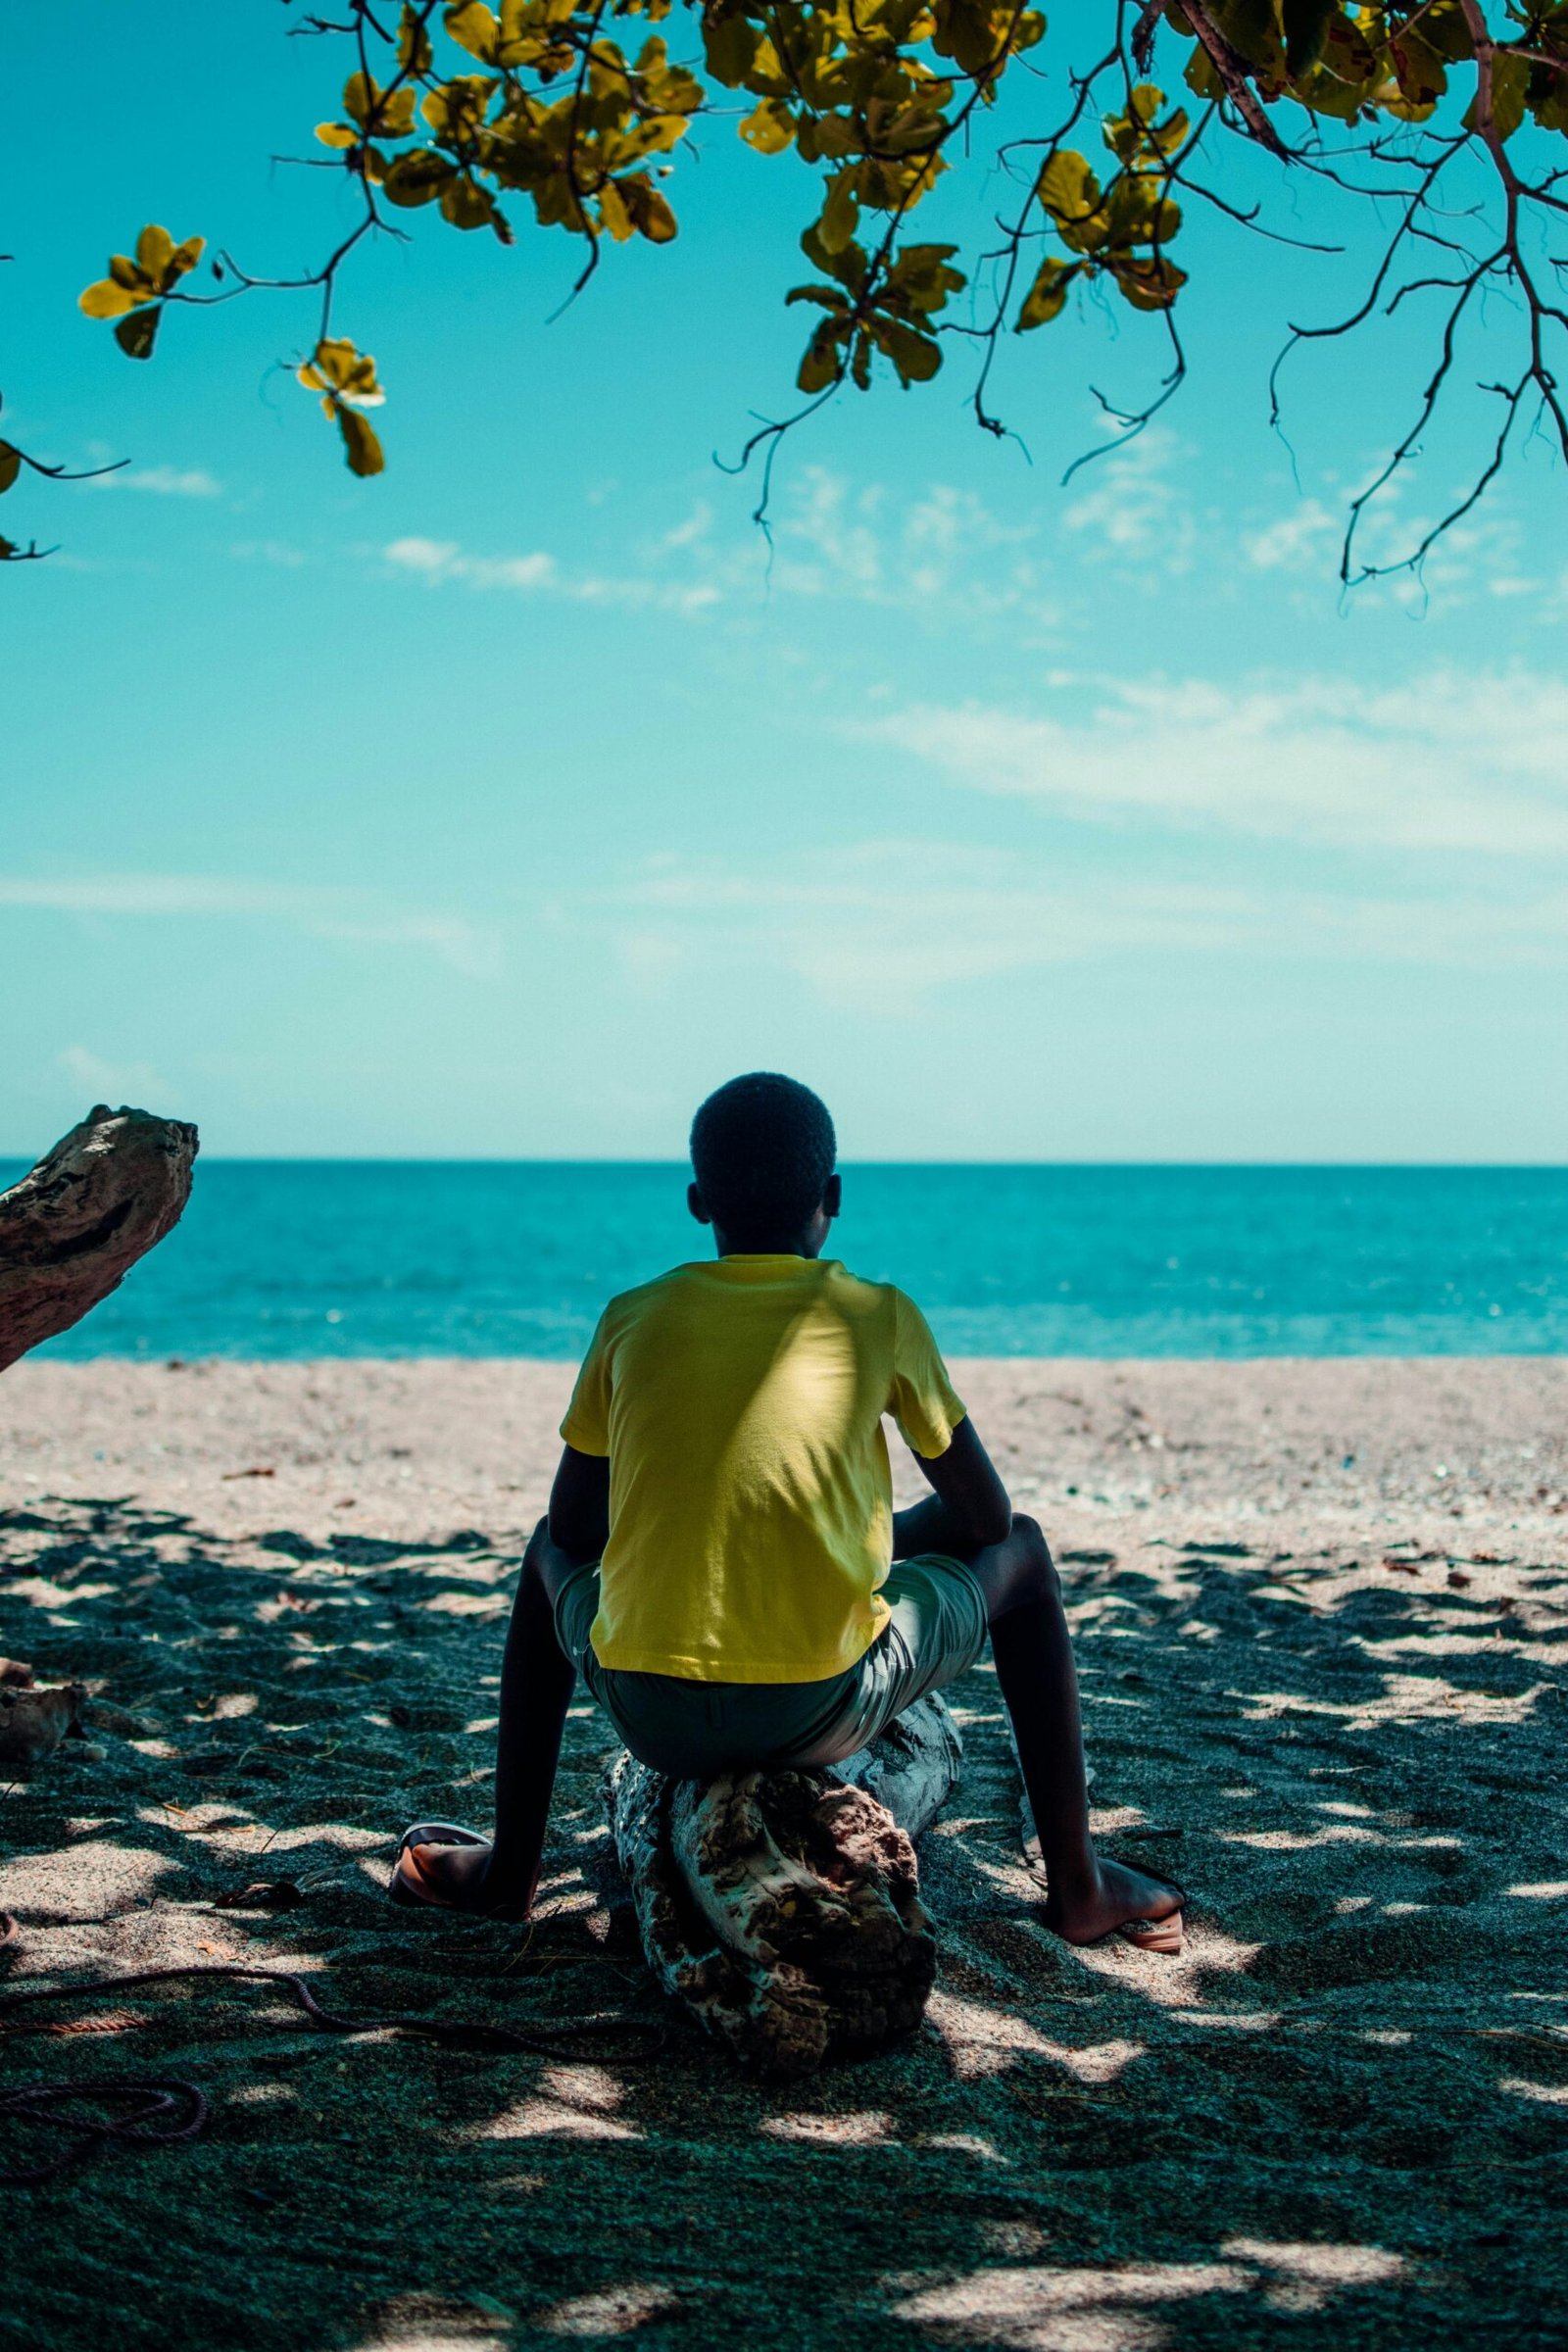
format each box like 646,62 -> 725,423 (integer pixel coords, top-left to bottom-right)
690,1072 -> 837,1233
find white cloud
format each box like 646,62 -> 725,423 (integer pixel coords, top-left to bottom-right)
858,667 -> 1568,858
1244,498 -> 1338,572
383,536 -> 558,591
764,467 -> 1053,620
1062,426 -> 1197,575
231,539 -> 309,567
57,1045 -> 173,1107
374,467 -> 1055,626
379,533 -> 722,613
90,465 -> 223,498
313,912 -> 504,982
0,876 -> 501,979
588,838 -> 1568,1008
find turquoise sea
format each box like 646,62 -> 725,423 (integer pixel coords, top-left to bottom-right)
9,1161 -> 1566,1360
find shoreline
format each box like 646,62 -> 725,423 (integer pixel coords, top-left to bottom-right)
3,1351 -> 1564,1562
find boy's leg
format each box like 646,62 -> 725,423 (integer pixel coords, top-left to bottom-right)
965,1515 -> 1183,1944
401,1517 -> 578,1916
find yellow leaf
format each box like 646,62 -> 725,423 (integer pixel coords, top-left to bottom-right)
79,278 -> 142,319
598,179 -> 634,241
0,443 -> 21,496
816,169 -> 859,256
740,97 -> 796,154
316,121 -> 360,148
1016,256 -> 1077,329
623,177 -> 677,243
298,336 -> 386,405
378,87 -> 417,137
166,235 -> 206,285
135,224 -> 175,280
445,1 -> 500,61
1038,150 -> 1100,222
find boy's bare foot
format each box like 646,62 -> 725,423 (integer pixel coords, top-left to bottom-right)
391,1827 -> 532,1919
1039,1855 -> 1186,1950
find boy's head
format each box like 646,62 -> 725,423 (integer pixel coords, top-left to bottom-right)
688,1073 -> 840,1252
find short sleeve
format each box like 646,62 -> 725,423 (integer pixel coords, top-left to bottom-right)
560,1308 -> 614,1457
888,1289 -> 965,1460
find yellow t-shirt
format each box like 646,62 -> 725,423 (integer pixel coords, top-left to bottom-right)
559,1255 -> 965,1684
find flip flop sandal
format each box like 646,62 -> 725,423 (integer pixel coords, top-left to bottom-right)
388,1821 -> 490,1913
1114,1870 -> 1189,1955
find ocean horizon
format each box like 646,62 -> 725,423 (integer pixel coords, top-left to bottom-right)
8,1158 -> 1565,1362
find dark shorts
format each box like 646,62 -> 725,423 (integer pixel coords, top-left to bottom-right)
553,1554 -> 990,1779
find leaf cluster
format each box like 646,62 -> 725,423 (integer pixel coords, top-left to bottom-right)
51,0 -> 1568,572
78,223 -> 207,361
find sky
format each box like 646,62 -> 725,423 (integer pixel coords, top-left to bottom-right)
5,1 -> 1567,1164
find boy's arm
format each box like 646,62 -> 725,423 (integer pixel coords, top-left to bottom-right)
549,1445 -> 611,1562
892,1416 -> 1012,1560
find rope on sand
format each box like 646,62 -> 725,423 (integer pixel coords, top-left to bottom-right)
0,1907 -> 666,2187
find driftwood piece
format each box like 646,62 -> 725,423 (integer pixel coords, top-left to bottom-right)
606,1691 -> 962,2078
0,1104 -> 198,1372
0,1683 -> 87,1771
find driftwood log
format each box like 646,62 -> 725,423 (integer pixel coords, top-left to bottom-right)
607,1690 -> 962,2077
0,1104 -> 198,1372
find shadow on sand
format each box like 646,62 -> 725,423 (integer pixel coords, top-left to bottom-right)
2,1497 -> 1566,2350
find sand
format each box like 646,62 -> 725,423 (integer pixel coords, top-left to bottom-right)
1,1355 -> 1565,2352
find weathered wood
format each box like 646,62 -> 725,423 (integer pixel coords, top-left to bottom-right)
0,1682 -> 86,1770
0,1104 -> 198,1372
606,1691 -> 962,2077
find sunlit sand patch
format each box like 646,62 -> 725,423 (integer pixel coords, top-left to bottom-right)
919,2132 -> 1007,2162
980,2223 -> 1054,2259
0,1839 -> 172,1917
472,2063 -> 641,2142
355,2304 -> 512,2352
959,1851 -> 1052,1902
1166,2009 -> 1282,2032
533,2283 -> 680,2336
891,2259 -> 1252,2350
362,2329 -> 499,2349
1360,1632 -> 1549,1658
4,1576 -> 118,1610
136,1799 -> 248,1835
1349,1674 -> 1553,1730
760,2109 -> 894,2144
1499,2078 -> 1568,2105
1065,1923 -> 1262,2004
1220,1826 -> 1380,1850
421,1591 -> 508,1619
1219,2239 -> 1406,2315
926,1991 -> 1147,2084
237,1820 -> 385,1853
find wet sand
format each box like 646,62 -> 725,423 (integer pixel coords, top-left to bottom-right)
2,1356 -> 1566,2351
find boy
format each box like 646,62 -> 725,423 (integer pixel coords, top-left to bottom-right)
392,1072 -> 1184,1951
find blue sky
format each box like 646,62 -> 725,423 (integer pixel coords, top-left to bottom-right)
5,1 -> 1566,1163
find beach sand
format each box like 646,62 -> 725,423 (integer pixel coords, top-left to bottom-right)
2,1355 -> 1565,2350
